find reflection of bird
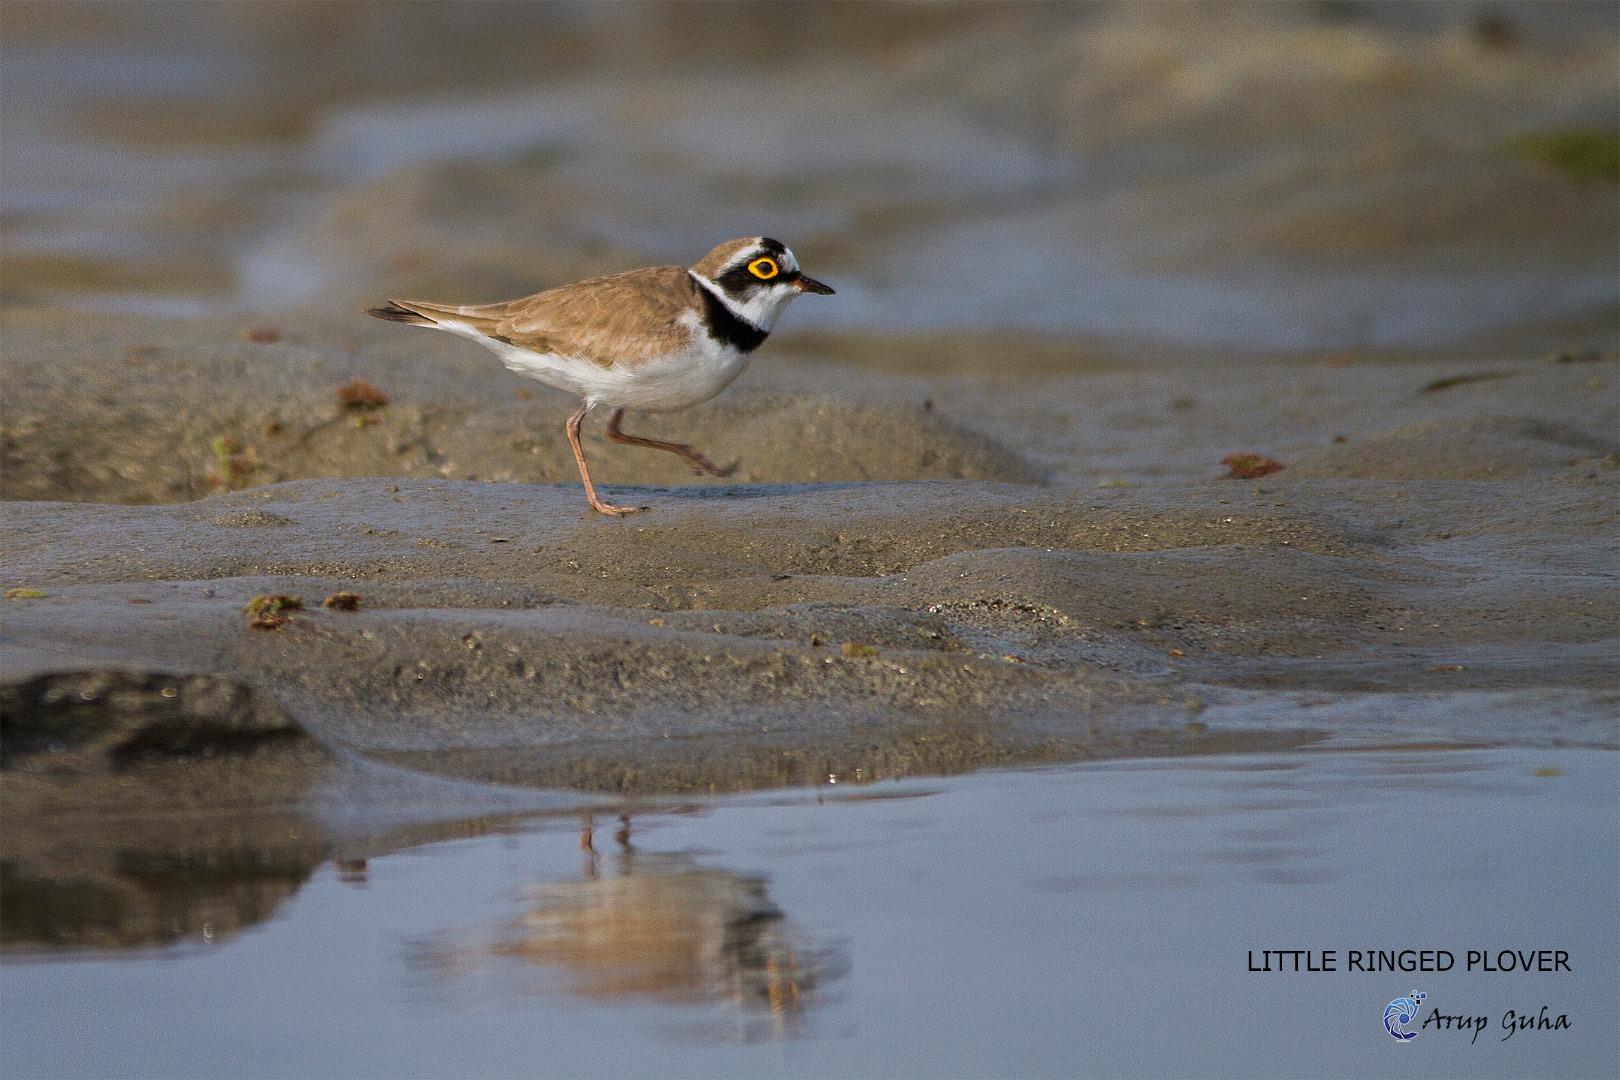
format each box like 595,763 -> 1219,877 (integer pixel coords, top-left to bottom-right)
366,238 -> 834,515
419,821 -> 835,1039
503,851 -> 815,1032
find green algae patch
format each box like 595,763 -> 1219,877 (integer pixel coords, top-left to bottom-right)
245,594 -> 304,630
1505,128 -> 1620,184
207,435 -> 263,492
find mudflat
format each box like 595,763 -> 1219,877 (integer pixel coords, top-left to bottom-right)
5,308 -> 1615,807
1,2 -> 1616,972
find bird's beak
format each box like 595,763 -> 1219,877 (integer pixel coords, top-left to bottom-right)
794,274 -> 835,295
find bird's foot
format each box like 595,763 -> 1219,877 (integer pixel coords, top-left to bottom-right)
589,498 -> 649,516
679,448 -> 736,477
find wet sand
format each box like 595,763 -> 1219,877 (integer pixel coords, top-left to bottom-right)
4,308 -> 1615,807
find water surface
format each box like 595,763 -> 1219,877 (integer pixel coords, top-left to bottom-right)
4,747 -> 1613,1078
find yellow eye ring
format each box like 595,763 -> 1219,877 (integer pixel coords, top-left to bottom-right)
747,257 -> 780,280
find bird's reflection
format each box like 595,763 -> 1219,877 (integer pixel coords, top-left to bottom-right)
430,815 -> 836,1039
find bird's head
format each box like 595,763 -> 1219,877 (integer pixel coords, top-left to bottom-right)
690,237 -> 834,331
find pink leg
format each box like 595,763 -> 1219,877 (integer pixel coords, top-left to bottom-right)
566,404 -> 647,515
605,408 -> 735,477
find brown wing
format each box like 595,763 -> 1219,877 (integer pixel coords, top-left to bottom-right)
391,267 -> 700,370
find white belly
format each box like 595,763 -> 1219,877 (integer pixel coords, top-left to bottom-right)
442,317 -> 750,412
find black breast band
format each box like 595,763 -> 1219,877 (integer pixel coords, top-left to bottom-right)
693,277 -> 769,353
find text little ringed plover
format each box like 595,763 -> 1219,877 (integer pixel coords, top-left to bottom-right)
367,237 -> 833,515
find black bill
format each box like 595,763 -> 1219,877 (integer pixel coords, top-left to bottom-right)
794,274 -> 835,295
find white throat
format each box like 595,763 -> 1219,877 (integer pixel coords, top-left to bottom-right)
691,272 -> 797,333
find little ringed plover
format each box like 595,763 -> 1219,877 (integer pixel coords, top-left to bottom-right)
366,237 -> 834,515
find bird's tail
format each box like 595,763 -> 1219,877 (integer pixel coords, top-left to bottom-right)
363,300 -> 434,326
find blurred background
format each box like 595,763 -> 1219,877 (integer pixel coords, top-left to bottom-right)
3,12 -> 1617,1068
4,0 -> 1616,353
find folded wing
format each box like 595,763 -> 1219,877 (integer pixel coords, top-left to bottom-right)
384,266 -> 699,369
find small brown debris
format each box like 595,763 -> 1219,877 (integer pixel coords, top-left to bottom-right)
5,588 -> 46,600
323,591 -> 362,611
1429,663 -> 1467,673
1531,766 -> 1564,779
242,327 -> 282,344
1332,434 -> 1349,444
262,418 -> 285,437
1421,371 -> 1514,394
514,387 -> 536,400
1221,453 -> 1285,479
248,612 -> 289,631
244,594 -> 303,617
841,642 -> 879,658
1319,352 -> 1353,368
335,378 -> 390,411
1002,653 -> 1028,664
809,633 -> 824,647
1168,648 -> 1185,658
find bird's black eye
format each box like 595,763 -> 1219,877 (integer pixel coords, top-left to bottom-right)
747,257 -> 779,280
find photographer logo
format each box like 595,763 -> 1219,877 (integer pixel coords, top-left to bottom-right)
1383,991 -> 1428,1041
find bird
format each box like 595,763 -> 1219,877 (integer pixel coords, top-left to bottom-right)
365,237 -> 834,515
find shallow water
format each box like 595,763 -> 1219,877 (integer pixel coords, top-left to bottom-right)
4,747 -> 1614,1079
